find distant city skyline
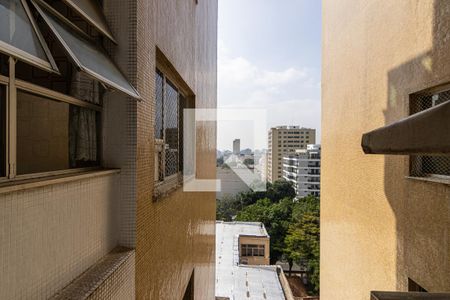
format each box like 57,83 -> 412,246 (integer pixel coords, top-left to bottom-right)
218,124 -> 317,151
217,0 -> 322,150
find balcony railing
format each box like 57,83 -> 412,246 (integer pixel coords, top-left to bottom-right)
371,291 -> 450,300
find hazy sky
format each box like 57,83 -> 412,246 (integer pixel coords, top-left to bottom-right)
217,0 -> 322,150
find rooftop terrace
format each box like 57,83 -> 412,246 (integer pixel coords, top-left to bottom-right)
215,221 -> 286,300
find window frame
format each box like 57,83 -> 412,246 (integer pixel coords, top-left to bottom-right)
0,0 -> 59,73
153,49 -> 195,200
240,244 -> 265,257
31,0 -> 140,99
61,0 -> 117,43
0,56 -> 103,183
409,86 -> 450,180
0,77 -> 8,179
154,69 -> 185,185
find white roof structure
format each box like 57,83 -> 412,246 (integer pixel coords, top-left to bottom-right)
215,221 -> 286,300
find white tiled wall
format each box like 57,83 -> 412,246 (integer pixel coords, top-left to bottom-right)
103,0 -> 138,249
0,174 -> 120,299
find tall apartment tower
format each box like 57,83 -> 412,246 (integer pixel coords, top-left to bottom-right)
267,126 -> 316,183
233,139 -> 241,155
0,1 -> 217,299
283,144 -> 321,198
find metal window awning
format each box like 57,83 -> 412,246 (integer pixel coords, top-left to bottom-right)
362,100 -> 450,155
0,0 -> 58,72
31,0 -> 140,99
62,0 -> 117,43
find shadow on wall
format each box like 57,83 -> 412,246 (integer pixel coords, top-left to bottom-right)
384,0 -> 450,291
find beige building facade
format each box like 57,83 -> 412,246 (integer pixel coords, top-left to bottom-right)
238,235 -> 270,265
267,126 -> 315,183
322,1 -> 450,299
0,0 -> 217,299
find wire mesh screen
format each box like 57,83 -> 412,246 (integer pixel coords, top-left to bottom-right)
155,70 -> 164,139
0,85 -> 5,177
155,142 -> 164,182
178,94 -> 185,173
410,89 -> 450,177
164,80 -> 179,177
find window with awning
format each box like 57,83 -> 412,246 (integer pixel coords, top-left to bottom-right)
31,0 -> 140,99
62,0 -> 117,43
0,0 -> 140,180
361,85 -> 450,180
0,0 -> 57,72
361,91 -> 450,155
0,0 -> 139,99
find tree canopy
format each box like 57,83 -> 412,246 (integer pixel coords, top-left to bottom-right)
216,180 -> 320,295
285,196 -> 320,294
238,180 -> 296,207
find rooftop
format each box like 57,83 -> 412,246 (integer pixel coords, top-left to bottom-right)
271,125 -> 315,130
215,221 -> 286,300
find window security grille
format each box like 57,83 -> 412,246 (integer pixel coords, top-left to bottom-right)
154,69 -> 186,184
164,80 -> 179,177
155,70 -> 165,182
410,89 -> 450,177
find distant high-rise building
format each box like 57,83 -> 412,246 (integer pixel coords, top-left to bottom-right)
283,144 -> 321,198
233,139 -> 241,155
267,126 -> 316,183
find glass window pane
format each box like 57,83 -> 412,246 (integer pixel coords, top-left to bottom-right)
241,245 -> 247,256
155,70 -> 163,139
0,0 -> 54,70
62,0 -> 116,42
0,53 -> 8,76
17,90 -> 99,175
0,85 -> 5,177
33,1 -> 140,99
164,80 -> 179,177
258,246 -> 265,256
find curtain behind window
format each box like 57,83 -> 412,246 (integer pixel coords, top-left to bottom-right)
69,72 -> 99,167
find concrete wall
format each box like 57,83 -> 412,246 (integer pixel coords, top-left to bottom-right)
0,174 -> 119,299
322,0 -> 450,299
87,251 -> 136,300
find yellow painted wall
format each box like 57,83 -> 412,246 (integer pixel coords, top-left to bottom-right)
133,0 -> 218,299
322,1 -> 450,299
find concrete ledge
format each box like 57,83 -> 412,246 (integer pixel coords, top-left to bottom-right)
0,169 -> 120,195
362,100 -> 450,155
276,265 -> 295,300
51,247 -> 135,300
371,291 -> 450,300
406,175 -> 450,186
